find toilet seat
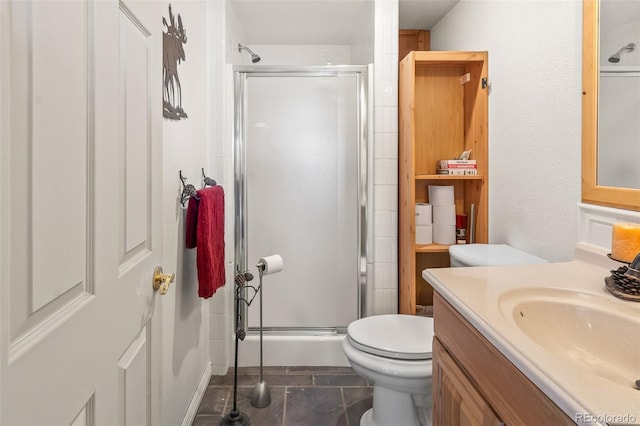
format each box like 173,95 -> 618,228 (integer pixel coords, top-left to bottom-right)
346,314 -> 434,360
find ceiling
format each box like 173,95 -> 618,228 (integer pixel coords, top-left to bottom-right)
399,0 -> 458,30
229,0 -> 459,45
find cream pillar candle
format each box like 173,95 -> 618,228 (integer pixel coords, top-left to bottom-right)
611,223 -> 640,263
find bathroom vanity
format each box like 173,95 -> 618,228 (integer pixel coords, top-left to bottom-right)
424,243 -> 640,426
432,294 -> 573,425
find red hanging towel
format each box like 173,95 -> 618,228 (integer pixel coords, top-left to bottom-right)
185,196 -> 199,249
188,186 -> 226,298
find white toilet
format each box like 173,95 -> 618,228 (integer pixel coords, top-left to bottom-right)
342,314 -> 435,426
343,244 -> 547,426
449,243 -> 547,267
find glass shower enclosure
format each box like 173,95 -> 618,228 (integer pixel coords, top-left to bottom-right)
234,67 -> 368,335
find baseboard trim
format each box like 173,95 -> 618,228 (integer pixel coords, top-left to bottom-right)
180,361 -> 212,426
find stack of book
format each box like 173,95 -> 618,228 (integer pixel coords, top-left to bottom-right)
436,159 -> 477,175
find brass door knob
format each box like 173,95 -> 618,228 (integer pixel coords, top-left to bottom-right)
153,266 -> 175,295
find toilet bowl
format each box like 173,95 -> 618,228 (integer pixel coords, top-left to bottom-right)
449,243 -> 547,267
344,246 -> 547,425
342,314 -> 434,426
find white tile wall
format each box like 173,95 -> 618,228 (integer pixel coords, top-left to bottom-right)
374,211 -> 397,237
209,313 -> 228,340
372,0 -> 399,315
208,0 -> 233,371
373,263 -> 398,290
374,80 -> 398,107
374,236 -> 398,263
375,132 -> 398,159
374,288 -> 398,314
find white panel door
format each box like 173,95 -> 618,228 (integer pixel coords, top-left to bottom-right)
0,1 -> 163,424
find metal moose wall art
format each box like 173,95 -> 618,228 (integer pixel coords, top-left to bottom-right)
163,4 -> 188,120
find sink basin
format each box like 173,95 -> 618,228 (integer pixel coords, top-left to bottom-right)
498,288 -> 640,388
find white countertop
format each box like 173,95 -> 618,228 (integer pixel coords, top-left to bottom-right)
422,243 -> 640,426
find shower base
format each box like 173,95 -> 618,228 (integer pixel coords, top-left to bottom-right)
236,328 -> 349,367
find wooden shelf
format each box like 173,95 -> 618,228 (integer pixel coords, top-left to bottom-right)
399,50 -> 489,315
413,50 -> 487,64
415,174 -> 484,181
415,244 -> 451,253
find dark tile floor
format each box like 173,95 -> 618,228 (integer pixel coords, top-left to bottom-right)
192,366 -> 373,426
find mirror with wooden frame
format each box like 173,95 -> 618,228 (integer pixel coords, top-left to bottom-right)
582,0 -> 640,211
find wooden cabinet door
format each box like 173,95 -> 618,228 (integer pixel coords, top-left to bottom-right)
433,338 -> 504,426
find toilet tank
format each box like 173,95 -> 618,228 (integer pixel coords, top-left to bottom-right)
449,244 -> 548,267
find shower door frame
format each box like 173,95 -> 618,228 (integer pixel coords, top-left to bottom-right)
233,65 -> 369,334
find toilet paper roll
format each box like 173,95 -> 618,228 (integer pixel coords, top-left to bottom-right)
433,225 -> 456,245
416,225 -> 433,245
258,254 -> 284,275
415,203 -> 432,225
433,204 -> 456,226
428,185 -> 454,205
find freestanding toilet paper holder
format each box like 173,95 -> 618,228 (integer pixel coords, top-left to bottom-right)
221,256 -> 283,425
250,254 -> 284,408
250,260 -> 271,408
221,267 -> 254,426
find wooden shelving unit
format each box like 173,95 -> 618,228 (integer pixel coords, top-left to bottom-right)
415,175 -> 484,181
415,244 -> 451,253
398,51 -> 489,315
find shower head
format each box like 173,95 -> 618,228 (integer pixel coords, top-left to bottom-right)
608,42 -> 636,63
238,43 -> 261,63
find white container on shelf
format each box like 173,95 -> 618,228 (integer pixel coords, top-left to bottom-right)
433,225 -> 456,245
416,225 -> 433,245
415,203 -> 432,226
428,185 -> 454,205
432,204 -> 456,226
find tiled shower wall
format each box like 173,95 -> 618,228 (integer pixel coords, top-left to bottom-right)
371,0 -> 400,315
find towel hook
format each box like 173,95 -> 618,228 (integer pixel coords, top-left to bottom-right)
202,168 -> 217,188
179,171 -> 197,206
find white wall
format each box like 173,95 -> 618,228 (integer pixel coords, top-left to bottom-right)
352,3 -> 375,65
160,1 -> 211,423
430,0 -> 583,262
